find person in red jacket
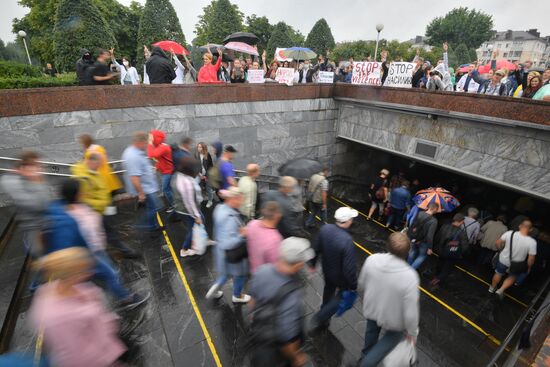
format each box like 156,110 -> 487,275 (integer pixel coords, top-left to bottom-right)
198,48 -> 223,84
147,130 -> 174,212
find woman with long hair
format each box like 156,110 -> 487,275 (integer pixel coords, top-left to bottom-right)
522,74 -> 543,99
196,142 -> 214,208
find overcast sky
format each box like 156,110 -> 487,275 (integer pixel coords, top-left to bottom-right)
2,0 -> 549,44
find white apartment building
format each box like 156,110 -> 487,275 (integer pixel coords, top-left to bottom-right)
477,29 -> 549,67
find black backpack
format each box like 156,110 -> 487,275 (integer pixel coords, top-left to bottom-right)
249,281 -> 300,344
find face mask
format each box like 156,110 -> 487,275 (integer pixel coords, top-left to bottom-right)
123,61 -> 129,67
83,54 -> 91,60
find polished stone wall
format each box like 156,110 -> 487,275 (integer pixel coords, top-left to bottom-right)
0,98 -> 337,176
336,103 -> 550,200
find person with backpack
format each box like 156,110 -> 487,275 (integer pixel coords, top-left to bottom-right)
406,202 -> 439,270
305,167 -> 329,228
489,220 -> 537,299
430,214 -> 468,287
367,169 -> 390,220
462,207 -> 481,253
147,130 -> 174,212
248,237 -> 315,366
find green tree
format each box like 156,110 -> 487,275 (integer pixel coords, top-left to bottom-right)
454,43 -> 472,65
136,0 -> 185,66
54,0 -> 117,71
305,18 -> 335,55
0,39 -> 5,60
266,22 -> 294,59
331,40 -> 375,61
194,0 -> 244,46
426,7 -> 494,49
245,15 -> 272,55
469,48 -> 479,63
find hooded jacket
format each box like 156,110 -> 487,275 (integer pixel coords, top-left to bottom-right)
43,201 -> 89,254
147,130 -> 173,175
359,253 -> 419,336
427,63 -> 452,91
71,161 -> 111,213
76,48 -> 94,85
145,47 -> 176,84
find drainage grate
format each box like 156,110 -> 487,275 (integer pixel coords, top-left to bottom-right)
414,141 -> 438,159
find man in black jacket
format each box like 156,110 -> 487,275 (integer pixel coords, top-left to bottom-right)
76,48 -> 94,85
407,202 -> 439,270
145,46 -> 176,84
309,207 -> 358,329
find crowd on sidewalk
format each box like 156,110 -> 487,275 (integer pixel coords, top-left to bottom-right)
0,128 -> 544,367
73,42 -> 550,101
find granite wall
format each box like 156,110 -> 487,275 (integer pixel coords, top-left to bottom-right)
0,98 -> 337,176
335,103 -> 550,200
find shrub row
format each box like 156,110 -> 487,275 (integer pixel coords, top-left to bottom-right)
0,73 -> 78,89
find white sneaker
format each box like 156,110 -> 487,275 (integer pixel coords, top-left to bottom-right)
180,249 -> 197,258
206,201 -> 213,208
206,284 -> 223,299
495,289 -> 504,300
232,294 -> 251,303
488,286 -> 496,294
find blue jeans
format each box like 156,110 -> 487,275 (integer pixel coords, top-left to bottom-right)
94,251 -> 130,300
407,241 -> 430,270
306,202 -> 327,227
161,174 -> 174,207
181,212 -> 205,250
360,320 -> 404,367
137,193 -> 162,231
214,274 -> 247,297
386,208 -> 406,229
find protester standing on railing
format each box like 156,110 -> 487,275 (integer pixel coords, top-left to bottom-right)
522,75 -> 543,99
143,45 -> 151,84
110,48 -> 140,85
198,47 -> 223,83
76,48 -> 94,85
170,50 -> 186,84
89,49 -> 119,86
455,64 -> 480,93
145,46 -> 176,84
122,132 -> 162,233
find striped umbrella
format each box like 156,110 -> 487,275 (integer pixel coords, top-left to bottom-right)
413,187 -> 460,213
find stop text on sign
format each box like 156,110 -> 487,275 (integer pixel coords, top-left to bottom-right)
352,62 -> 382,86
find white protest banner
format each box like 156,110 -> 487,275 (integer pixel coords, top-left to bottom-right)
352,62 -> 382,85
247,69 -> 265,84
318,71 -> 334,83
383,62 -> 415,88
276,67 -> 295,86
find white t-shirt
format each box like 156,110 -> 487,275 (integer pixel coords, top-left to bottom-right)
498,230 -> 537,267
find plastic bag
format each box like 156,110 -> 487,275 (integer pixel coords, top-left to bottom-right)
192,223 -> 208,255
379,338 -> 417,367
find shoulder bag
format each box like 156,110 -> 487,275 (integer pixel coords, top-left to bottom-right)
508,231 -> 528,274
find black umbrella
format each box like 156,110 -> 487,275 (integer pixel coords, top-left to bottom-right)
278,159 -> 322,180
223,32 -> 259,45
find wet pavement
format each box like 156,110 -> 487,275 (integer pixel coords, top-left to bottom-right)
8,195 -> 543,366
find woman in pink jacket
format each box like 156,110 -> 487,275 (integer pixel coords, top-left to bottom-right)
29,247 -> 126,367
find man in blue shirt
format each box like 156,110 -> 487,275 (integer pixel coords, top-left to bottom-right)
386,180 -> 411,231
219,145 -> 237,190
122,132 -> 161,231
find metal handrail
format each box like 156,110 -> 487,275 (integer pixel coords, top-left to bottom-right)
485,275 -> 550,366
0,156 -> 75,167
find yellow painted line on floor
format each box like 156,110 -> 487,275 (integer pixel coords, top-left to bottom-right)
330,195 -> 528,308
157,214 -> 222,367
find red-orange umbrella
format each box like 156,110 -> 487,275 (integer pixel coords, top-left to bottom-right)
152,40 -> 189,55
478,60 -> 516,74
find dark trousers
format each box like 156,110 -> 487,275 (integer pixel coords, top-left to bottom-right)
436,257 -> 458,283
386,207 -> 406,229
250,342 -> 291,367
103,215 -> 134,255
313,281 -> 341,327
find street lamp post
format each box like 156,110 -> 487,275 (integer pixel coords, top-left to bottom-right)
374,24 -> 384,61
18,30 -> 32,66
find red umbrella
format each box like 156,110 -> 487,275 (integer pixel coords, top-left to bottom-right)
152,40 -> 189,55
478,60 -> 516,74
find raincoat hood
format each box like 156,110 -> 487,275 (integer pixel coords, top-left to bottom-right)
369,253 -> 411,273
150,46 -> 168,60
212,141 -> 223,159
150,130 -> 166,146
433,63 -> 447,76
80,48 -> 91,58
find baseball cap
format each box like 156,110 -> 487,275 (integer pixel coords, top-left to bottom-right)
224,145 -> 237,153
279,237 -> 315,264
334,207 -> 358,223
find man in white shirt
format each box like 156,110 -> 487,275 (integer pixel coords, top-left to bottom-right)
489,220 -> 537,299
456,64 -> 480,93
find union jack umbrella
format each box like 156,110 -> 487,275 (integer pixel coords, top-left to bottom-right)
413,187 -> 460,213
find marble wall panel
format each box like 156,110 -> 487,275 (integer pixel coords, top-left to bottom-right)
261,136 -> 308,154
257,124 -> 290,140
8,114 -> 56,131
0,130 -> 41,149
219,126 -> 258,144
53,111 -> 93,127
153,118 -> 190,134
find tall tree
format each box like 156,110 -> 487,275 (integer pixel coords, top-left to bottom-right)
0,39 -> 5,60
194,0 -> 244,45
266,22 -> 294,59
331,40 -> 375,61
454,43 -> 472,65
53,0 -> 117,71
426,7 -> 494,49
305,18 -> 335,55
136,0 -> 185,66
245,15 -> 272,55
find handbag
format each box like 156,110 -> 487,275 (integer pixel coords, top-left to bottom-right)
225,213 -> 248,263
443,230 -> 462,259
508,231 -> 528,274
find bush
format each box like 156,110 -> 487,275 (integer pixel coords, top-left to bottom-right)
0,60 -> 43,78
0,72 -> 78,89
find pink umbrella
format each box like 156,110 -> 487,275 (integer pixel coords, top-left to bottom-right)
478,60 -> 517,74
224,42 -> 259,56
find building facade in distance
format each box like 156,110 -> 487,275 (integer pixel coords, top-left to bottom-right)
477,29 -> 549,67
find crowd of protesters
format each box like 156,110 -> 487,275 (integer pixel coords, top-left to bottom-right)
72,42 -> 550,101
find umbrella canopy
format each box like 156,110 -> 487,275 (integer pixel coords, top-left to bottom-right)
199,44 -> 225,54
278,159 -> 322,180
224,41 -> 259,56
478,60 -> 517,74
281,47 -> 317,61
223,32 -> 259,45
413,187 -> 460,213
152,40 -> 189,55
